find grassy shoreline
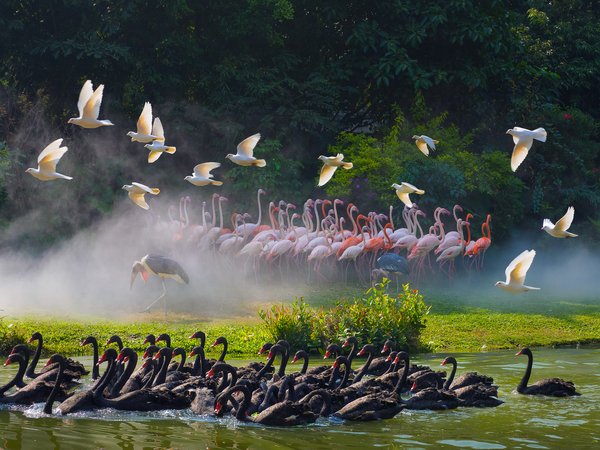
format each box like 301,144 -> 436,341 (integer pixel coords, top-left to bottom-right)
2,308 -> 600,358
2,284 -> 599,357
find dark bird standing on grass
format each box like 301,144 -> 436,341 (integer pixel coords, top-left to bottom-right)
131,254 -> 189,316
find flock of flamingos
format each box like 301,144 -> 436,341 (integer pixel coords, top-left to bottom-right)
158,191 -> 492,283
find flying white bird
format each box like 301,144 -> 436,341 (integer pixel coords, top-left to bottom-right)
317,154 -> 353,186
185,162 -> 223,186
412,135 -> 438,156
542,206 -> 578,238
127,102 -> 157,143
144,118 -> 176,163
495,249 -> 540,293
392,182 -> 425,208
68,80 -> 114,128
506,127 -> 547,171
226,133 -> 266,167
122,182 -> 160,210
26,138 -> 73,181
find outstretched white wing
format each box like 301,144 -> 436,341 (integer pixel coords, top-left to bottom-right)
505,250 -> 536,286
511,139 -> 533,172
83,84 -> 105,120
318,164 -> 338,187
131,182 -> 160,195
193,162 -> 221,178
151,117 -> 165,142
38,142 -> 68,173
421,135 -> 438,151
554,206 -> 574,232
415,139 -> 429,156
77,80 -> 94,117
237,133 -> 261,157
136,102 -> 153,135
37,139 -> 63,164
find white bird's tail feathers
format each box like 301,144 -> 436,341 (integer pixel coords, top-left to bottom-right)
253,159 -> 267,167
532,128 -> 547,142
342,162 -> 353,170
165,146 -> 176,154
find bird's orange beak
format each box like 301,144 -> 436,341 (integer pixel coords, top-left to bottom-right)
516,350 -> 523,356
324,350 -> 331,359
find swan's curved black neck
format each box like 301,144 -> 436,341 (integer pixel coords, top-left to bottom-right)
517,350 -> 533,393
26,334 -> 43,379
443,358 -> 458,390
1,354 -> 27,396
43,355 -> 65,414
111,349 -> 137,397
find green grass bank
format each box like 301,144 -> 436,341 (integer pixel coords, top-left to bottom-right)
2,283 -> 600,357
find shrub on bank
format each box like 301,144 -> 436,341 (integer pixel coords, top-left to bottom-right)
0,317 -> 20,355
259,280 -> 430,352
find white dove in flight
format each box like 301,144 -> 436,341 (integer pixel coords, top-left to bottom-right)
185,162 -> 223,186
144,117 -> 176,163
392,182 -> 425,208
226,133 -> 266,167
542,206 -> 578,238
26,138 -> 73,181
495,249 -> 540,293
412,135 -> 438,156
68,80 -> 114,128
506,127 -> 547,171
127,102 -> 158,143
317,154 -> 353,186
122,182 -> 160,210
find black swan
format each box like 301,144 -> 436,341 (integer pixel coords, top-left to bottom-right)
26,332 -> 87,379
143,334 -> 156,346
81,336 -> 100,380
106,335 -> 124,351
1,353 -> 28,397
1,353 -> 68,405
45,350 -> 116,414
189,331 -> 206,349
93,353 -> 190,412
334,352 -> 410,421
441,356 -> 494,389
211,336 -> 228,362
156,333 -> 172,348
214,384 -> 330,426
516,348 -> 580,397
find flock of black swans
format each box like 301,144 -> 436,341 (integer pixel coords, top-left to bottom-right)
0,331 -> 580,425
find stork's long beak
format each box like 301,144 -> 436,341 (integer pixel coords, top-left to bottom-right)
130,267 -> 138,289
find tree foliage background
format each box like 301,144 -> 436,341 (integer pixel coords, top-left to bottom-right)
1,0 -> 599,249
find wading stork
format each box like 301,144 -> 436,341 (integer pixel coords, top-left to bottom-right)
371,252 -> 409,290
131,254 -> 189,316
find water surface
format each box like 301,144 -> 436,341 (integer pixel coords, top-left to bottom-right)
1,348 -> 599,449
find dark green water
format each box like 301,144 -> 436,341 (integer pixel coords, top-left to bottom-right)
1,348 -> 599,449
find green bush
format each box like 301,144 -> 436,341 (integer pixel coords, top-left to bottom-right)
259,280 -> 430,352
258,298 -> 319,351
0,317 -> 21,356
316,280 -> 430,351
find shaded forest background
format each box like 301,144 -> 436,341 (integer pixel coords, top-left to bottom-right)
1,0 -> 600,252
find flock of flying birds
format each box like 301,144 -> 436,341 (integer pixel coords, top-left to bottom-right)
24,79 -> 579,295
